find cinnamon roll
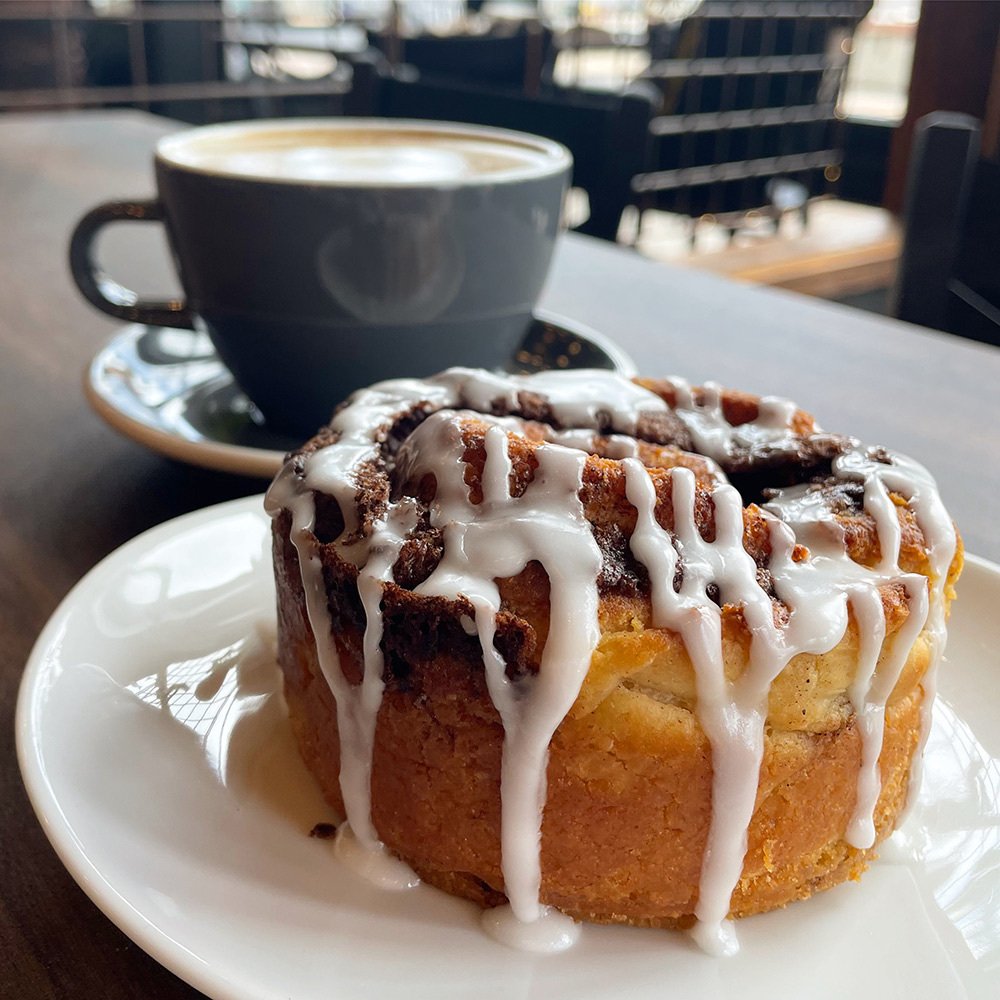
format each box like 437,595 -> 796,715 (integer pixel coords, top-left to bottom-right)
265,368 -> 962,955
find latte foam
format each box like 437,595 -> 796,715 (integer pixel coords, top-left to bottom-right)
158,121 -> 567,185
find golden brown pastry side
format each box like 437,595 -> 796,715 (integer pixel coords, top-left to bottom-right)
273,469 -> 962,928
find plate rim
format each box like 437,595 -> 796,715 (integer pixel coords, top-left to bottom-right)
16,497 -> 269,1000
15,495 -> 1000,1000
82,363 -> 291,479
83,313 -> 637,481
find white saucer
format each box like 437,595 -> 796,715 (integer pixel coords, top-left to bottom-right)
17,497 -> 1000,1000
84,315 -> 637,479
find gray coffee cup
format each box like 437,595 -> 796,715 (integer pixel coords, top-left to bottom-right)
69,118 -> 572,436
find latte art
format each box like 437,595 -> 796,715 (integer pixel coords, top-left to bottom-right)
158,123 -> 565,185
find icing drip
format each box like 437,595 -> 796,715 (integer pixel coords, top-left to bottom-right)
480,902 -> 581,954
625,462 -> 764,957
266,482 -> 421,865
603,434 -> 641,459
843,450 -> 957,826
448,367 -> 667,431
266,367 -> 957,956
265,382 -> 430,867
334,822 -> 421,891
666,377 -> 804,466
844,586 -> 888,847
402,416 -> 602,935
845,580 -> 928,847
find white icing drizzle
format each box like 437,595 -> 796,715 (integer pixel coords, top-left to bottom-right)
266,367 -> 956,957
448,367 -> 667,432
401,415 -> 602,939
625,462 -> 762,958
665,377 -> 807,466
480,902 -> 581,954
603,433 -> 641,459
334,821 -> 421,891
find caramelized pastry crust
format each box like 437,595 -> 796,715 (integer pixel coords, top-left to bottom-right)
268,370 -> 961,932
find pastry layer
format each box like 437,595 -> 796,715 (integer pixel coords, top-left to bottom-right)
273,517 -> 954,923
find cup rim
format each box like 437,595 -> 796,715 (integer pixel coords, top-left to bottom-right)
155,117 -> 573,188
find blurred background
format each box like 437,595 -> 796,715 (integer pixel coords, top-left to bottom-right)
2,0 -> 997,346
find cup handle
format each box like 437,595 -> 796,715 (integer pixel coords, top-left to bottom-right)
69,199 -> 194,329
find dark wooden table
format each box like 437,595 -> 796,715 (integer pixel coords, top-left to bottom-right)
2,111 -> 998,1000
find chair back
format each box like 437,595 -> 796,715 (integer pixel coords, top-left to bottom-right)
891,112 -> 1000,346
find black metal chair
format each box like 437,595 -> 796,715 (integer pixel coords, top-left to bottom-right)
636,2 -> 871,221
368,21 -> 553,93
891,112 -> 1000,347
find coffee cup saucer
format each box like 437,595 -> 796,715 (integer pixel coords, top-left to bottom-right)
84,313 -> 637,479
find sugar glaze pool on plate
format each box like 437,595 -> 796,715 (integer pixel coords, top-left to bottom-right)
16,497 -> 1000,1000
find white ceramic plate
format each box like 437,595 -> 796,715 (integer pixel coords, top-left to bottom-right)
83,315 -> 636,479
17,497 -> 1000,1000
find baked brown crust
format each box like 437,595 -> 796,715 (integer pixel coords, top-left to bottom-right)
270,377 -> 962,927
